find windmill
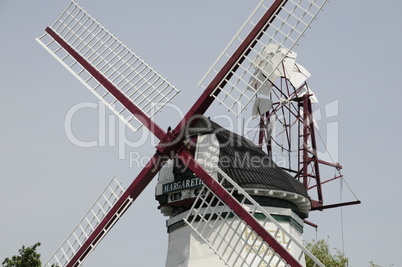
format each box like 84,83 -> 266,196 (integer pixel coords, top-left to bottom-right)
36,0 -> 360,266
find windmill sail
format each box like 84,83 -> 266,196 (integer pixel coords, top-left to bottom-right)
198,0 -> 329,117
36,1 -> 339,266
36,1 -> 180,134
43,178 -> 127,267
184,166 -> 323,267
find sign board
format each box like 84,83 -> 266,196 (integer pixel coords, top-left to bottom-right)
162,177 -> 204,194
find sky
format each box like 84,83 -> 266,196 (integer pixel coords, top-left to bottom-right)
1,0 -> 401,266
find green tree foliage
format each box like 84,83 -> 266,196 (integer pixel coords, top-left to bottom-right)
2,243 -> 59,267
2,242 -> 42,267
305,239 -> 349,267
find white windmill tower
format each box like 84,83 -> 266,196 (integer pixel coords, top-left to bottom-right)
36,0 -> 360,266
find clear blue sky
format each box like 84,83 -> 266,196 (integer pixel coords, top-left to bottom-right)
1,0 -> 401,266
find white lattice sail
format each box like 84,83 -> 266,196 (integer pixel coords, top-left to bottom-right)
199,0 -> 328,117
36,1 -> 180,132
184,167 -> 323,267
43,178 -> 129,267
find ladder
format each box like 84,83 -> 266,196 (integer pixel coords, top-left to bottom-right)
184,167 -> 323,267
43,177 -> 127,267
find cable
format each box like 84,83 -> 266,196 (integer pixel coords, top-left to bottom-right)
340,176 -> 345,254
315,120 -> 337,165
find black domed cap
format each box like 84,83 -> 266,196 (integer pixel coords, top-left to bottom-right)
187,116 -> 308,198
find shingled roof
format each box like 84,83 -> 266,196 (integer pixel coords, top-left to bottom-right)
188,116 -> 308,199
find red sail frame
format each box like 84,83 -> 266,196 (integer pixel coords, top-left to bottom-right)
42,1 -> 313,266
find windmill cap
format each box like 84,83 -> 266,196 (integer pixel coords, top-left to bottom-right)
187,116 -> 311,216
